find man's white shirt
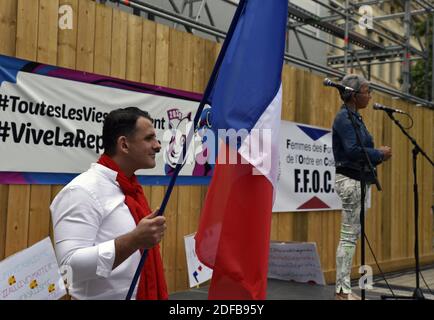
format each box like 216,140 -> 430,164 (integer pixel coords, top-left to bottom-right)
50,163 -> 140,300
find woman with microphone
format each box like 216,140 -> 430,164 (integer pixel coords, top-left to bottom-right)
332,74 -> 392,300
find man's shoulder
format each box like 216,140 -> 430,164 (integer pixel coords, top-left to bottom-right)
51,164 -> 124,214
67,165 -> 110,189
55,164 -> 120,201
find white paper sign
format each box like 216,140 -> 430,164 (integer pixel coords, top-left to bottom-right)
0,237 -> 67,300
184,233 -> 213,288
273,121 -> 342,212
268,241 -> 325,285
273,120 -> 372,212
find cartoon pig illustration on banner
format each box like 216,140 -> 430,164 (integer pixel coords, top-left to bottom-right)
164,107 -> 213,177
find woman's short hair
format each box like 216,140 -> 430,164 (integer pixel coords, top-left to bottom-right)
340,74 -> 370,102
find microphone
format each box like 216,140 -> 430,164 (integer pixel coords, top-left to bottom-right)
323,78 -> 354,92
373,103 -> 406,114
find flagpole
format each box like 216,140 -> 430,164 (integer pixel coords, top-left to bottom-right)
126,0 -> 248,300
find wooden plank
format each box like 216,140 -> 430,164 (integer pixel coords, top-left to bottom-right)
167,28 -> 184,91
422,108 -> 433,254
126,14 -> 142,82
150,186 -> 165,257
5,185 -> 30,257
192,36 -> 206,93
76,0 -> 95,72
270,213 -> 279,241
189,186 -> 202,233
142,186 -> 152,203
405,103 -> 416,255
293,211 -> 308,242
93,3 -> 112,76
204,40 -> 218,86
50,185 -> 65,243
308,75 -> 324,127
417,106 -> 426,254
413,106 -> 422,254
16,0 -> 39,60
140,19 -> 156,85
320,212 -> 330,271
377,93 -> 390,262
401,100 -> 410,259
385,102 -> 407,259
399,101 -> 411,258
175,186 -> 190,291
28,185 -> 51,246
37,0 -> 59,64
307,212 -> 323,267
281,65 -> 295,121
277,213 -> 294,242
154,23 -> 169,86
389,99 -> 405,259
0,0 -> 18,56
200,185 -> 208,210
57,0 -> 78,69
372,94 -> 386,260
162,186 -> 178,293
410,108 -> 426,254
142,185 -> 154,254
380,96 -> 393,261
0,185 -> 9,260
110,9 -> 128,79
294,69 -> 310,124
50,185 -> 64,200
180,32 -> 193,91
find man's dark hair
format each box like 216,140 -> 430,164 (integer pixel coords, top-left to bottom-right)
102,107 -> 153,156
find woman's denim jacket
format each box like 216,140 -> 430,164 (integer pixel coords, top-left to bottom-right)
332,105 -> 383,182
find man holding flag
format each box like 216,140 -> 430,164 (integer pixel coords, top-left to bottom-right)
195,0 -> 288,300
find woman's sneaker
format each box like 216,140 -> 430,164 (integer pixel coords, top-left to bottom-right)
335,292 -> 361,300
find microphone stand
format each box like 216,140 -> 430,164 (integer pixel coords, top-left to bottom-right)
344,105 -> 381,301
380,111 -> 434,300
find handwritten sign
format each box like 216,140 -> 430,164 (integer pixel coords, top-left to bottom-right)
0,237 -> 67,300
268,241 -> 325,285
184,233 -> 213,288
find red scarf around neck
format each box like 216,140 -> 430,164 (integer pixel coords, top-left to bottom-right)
98,154 -> 168,300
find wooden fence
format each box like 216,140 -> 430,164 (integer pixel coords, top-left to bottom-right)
0,0 -> 433,293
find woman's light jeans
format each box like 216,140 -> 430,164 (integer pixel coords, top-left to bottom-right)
335,173 -> 371,294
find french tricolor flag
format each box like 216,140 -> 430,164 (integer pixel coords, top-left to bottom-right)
195,0 -> 288,300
